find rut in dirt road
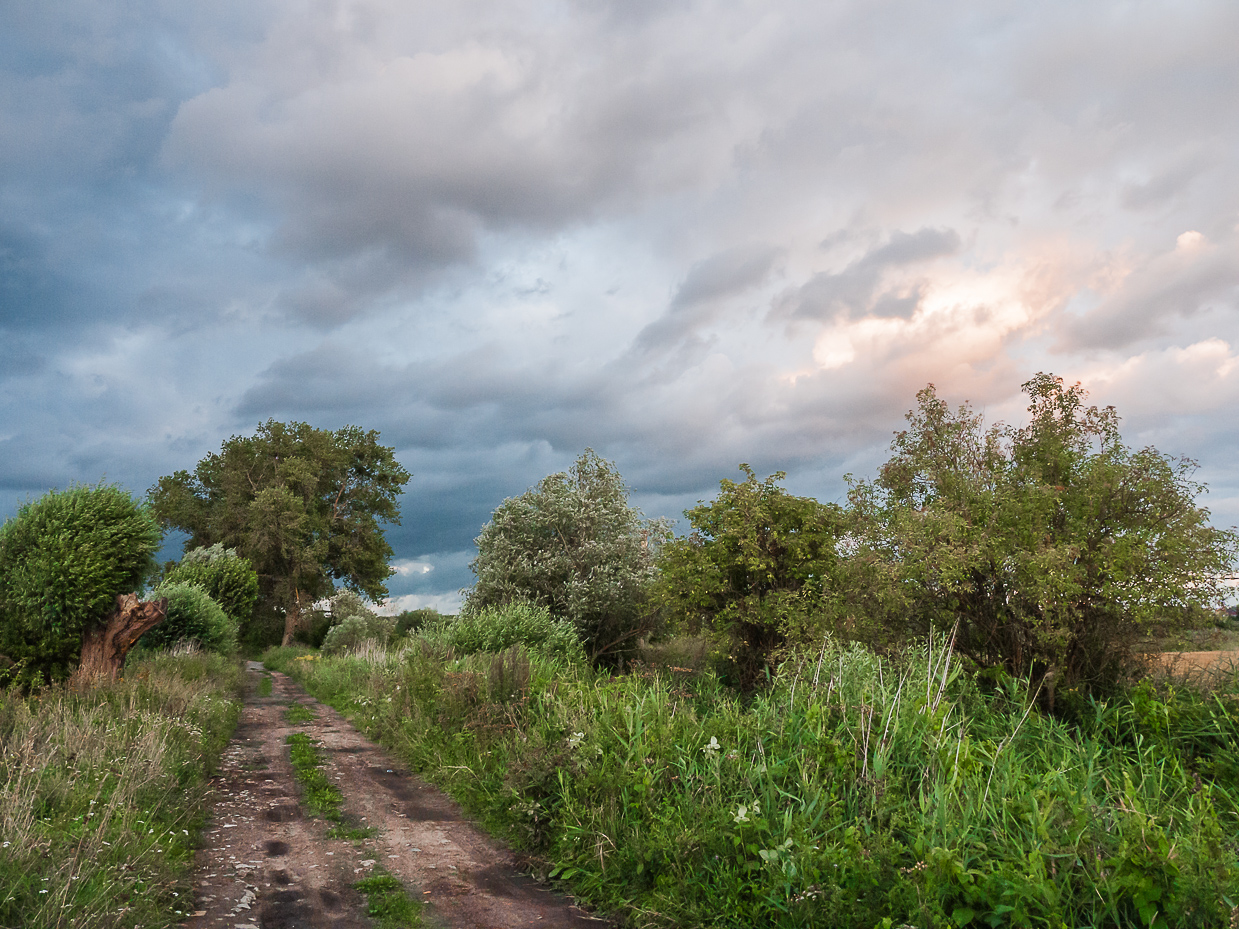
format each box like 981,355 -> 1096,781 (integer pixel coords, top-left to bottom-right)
185,662 -> 606,929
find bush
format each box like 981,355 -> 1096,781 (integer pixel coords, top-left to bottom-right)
319,590 -> 394,655
139,582 -> 238,655
433,602 -> 585,662
466,450 -> 671,664
165,544 -> 258,626
395,607 -> 441,637
0,484 -> 162,684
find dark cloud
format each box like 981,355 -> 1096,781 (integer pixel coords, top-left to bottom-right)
776,227 -> 960,322
4,0 -> 1239,608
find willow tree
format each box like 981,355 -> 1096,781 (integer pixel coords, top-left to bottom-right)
149,421 -> 410,646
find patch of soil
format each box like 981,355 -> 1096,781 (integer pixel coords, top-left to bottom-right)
184,662 -> 605,928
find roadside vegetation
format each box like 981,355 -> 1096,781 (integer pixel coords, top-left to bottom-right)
4,376 -> 1237,927
269,634 -> 1239,928
0,649 -> 242,928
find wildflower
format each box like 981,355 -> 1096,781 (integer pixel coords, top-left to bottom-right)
702,736 -> 721,757
568,732 -> 586,748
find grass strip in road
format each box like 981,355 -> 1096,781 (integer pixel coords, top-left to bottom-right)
257,674 -> 273,697
285,732 -> 343,823
355,871 -> 424,928
285,703 -> 316,724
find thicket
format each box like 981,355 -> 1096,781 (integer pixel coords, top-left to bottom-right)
138,581 -> 239,655
163,543 -> 258,628
430,601 -> 586,662
269,639 -> 1239,928
844,375 -> 1237,698
0,484 -> 162,685
0,650 -> 242,927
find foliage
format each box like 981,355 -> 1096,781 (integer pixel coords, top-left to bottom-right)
653,465 -> 844,687
466,449 -> 671,664
355,871 -> 424,928
394,607 -> 440,637
432,601 -> 585,662
164,543 -> 258,627
138,581 -> 239,655
0,483 -> 163,685
148,420 -> 410,647
272,636 -> 1239,929
286,732 -> 344,823
319,589 -> 394,655
0,651 -> 241,927
846,374 -> 1239,696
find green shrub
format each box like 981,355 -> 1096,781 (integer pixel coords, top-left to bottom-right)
139,582 -> 238,655
319,591 -> 394,655
165,543 -> 258,625
433,601 -> 585,661
0,484 -> 162,684
395,607 -> 441,637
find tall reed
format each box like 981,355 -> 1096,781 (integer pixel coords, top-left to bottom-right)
271,637 -> 1239,928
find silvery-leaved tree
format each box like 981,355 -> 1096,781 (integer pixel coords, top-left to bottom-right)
466,450 -> 671,665
148,420 -> 410,647
845,373 -> 1238,698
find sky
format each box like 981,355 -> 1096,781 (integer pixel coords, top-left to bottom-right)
2,0 -> 1238,613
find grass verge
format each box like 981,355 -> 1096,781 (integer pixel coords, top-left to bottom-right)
0,649 -> 242,928
269,637 -> 1239,929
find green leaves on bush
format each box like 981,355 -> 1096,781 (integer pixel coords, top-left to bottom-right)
847,374 -> 1239,695
139,581 -> 238,655
466,450 -> 670,664
435,601 -> 585,662
318,590 -> 394,655
165,543 -> 258,627
0,484 -> 162,684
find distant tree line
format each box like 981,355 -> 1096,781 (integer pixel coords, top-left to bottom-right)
0,374 -> 1233,700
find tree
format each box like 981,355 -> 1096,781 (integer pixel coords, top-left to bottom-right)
0,484 -> 165,685
164,543 -> 258,626
846,374 -> 1238,697
652,466 -> 844,686
466,450 -> 671,663
148,421 -> 410,646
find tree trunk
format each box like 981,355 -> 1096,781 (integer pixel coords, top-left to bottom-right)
72,593 -> 168,688
281,601 -> 302,648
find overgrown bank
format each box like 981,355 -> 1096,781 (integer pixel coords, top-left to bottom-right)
267,640 -> 1239,928
0,651 -> 242,928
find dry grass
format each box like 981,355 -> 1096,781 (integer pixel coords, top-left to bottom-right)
0,651 -> 241,928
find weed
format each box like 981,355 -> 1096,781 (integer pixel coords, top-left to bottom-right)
286,732 -> 343,823
285,703 -> 316,724
257,674 -> 273,697
355,870 -> 423,927
0,650 -> 242,928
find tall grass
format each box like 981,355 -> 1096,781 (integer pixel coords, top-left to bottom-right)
0,649 -> 242,928
269,637 -> 1239,928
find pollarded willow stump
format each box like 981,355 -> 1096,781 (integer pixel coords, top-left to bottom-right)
71,593 -> 168,687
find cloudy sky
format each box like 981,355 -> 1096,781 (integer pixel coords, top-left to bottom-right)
3,0 -> 1238,611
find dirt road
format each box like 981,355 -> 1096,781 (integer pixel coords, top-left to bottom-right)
184,663 -> 605,929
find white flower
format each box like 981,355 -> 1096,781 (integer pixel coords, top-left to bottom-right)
702,736 -> 721,757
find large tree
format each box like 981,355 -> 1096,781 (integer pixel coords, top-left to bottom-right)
148,421 -> 410,646
846,374 -> 1238,696
652,466 -> 844,686
466,450 -> 671,663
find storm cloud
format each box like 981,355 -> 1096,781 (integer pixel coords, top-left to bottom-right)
3,0 -> 1239,610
